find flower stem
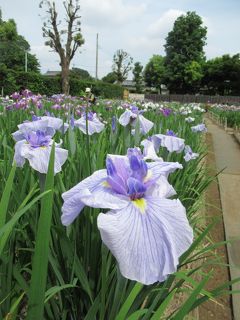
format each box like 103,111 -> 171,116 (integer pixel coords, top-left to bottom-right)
85,95 -> 92,174
38,173 -> 46,193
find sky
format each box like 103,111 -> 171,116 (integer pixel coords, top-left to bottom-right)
0,0 -> 240,79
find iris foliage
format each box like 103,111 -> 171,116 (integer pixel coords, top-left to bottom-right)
0,95 -> 236,319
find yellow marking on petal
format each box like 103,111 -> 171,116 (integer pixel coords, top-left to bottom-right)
143,170 -> 152,183
132,198 -> 146,214
40,146 -> 47,149
102,180 -> 110,188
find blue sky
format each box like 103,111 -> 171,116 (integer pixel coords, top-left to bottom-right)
0,0 -> 239,78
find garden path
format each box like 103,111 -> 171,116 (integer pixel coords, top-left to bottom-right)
206,117 -> 240,320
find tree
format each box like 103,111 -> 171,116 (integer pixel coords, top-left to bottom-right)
0,13 -> 40,72
102,72 -> 117,84
112,49 -> 133,84
70,67 -> 93,80
144,55 -> 166,93
133,62 -> 143,92
201,54 -> 240,95
164,11 -> 207,93
39,0 -> 84,94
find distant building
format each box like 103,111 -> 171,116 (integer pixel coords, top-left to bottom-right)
120,80 -> 169,94
44,71 -> 61,77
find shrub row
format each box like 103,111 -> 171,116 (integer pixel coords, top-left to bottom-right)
0,70 -> 124,98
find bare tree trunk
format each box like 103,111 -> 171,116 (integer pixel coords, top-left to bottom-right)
61,60 -> 70,95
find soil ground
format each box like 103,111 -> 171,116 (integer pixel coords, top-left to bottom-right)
198,132 -> 232,319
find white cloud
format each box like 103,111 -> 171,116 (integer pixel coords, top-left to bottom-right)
80,0 -> 147,26
126,9 -> 185,58
147,9 -> 185,38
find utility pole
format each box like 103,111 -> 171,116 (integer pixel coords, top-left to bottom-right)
95,33 -> 98,80
25,50 -> 28,72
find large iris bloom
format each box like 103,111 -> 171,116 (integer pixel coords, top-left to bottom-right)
61,149 -> 193,285
12,116 -> 68,141
14,130 -> 68,175
119,106 -> 154,135
74,112 -> 104,135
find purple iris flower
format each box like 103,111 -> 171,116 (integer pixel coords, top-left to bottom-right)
166,130 -> 177,137
162,108 -> 172,117
119,109 -> 154,135
83,111 -> 94,121
32,115 -> 41,121
130,105 -> 139,114
184,145 -> 199,162
61,148 -> 193,285
36,101 -> 43,109
111,116 -> 117,133
74,112 -> 104,135
11,92 -> 21,100
152,133 -> 185,153
191,123 -> 207,133
12,116 -> 69,141
13,130 -> 68,175
25,130 -> 51,148
141,139 -> 163,161
51,104 -> 62,110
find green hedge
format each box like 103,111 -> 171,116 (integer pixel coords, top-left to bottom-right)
1,70 -> 124,98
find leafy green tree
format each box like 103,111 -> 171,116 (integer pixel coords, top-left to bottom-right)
133,62 -> 143,93
39,0 -> 85,94
70,67 -> 93,80
0,63 -> 18,94
164,11 -> 207,93
112,49 -> 133,84
144,55 -> 166,93
102,72 -> 117,84
0,13 -> 40,72
202,54 -> 240,95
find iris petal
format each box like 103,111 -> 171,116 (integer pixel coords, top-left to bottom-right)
61,169 -> 129,226
138,115 -> 154,134
152,134 -> 185,153
119,110 -> 134,126
75,116 -> 104,135
97,197 -> 193,285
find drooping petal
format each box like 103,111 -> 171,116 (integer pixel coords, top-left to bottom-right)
97,197 -> 193,285
146,175 -> 176,198
61,169 -> 129,226
141,139 -> 163,161
13,140 -> 26,167
18,119 -> 49,132
138,115 -> 154,134
21,144 -> 68,175
191,123 -> 207,132
13,122 -> 55,141
41,116 -> 63,131
55,148 -> 68,171
12,130 -> 25,142
147,161 -> 183,178
62,122 -> 69,133
74,116 -> 104,135
119,110 -> 134,126
184,145 -> 199,162
152,134 -> 185,153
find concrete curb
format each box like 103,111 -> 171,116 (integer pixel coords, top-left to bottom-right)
233,133 -> 240,146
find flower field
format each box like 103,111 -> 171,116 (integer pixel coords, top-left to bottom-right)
210,104 -> 240,129
0,91 -> 233,319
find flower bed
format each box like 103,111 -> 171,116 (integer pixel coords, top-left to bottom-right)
0,91 -> 233,319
